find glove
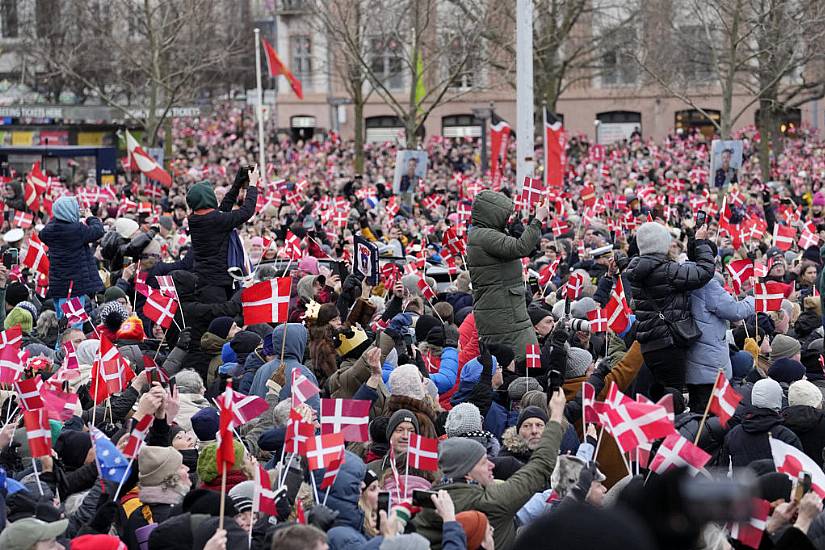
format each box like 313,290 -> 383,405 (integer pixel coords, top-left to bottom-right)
176,328 -> 192,351
273,487 -> 291,521
89,492 -> 118,534
0,440 -> 21,472
594,359 -> 611,379
307,504 -> 339,531
233,166 -> 249,188
477,341 -> 493,373
443,324 -> 459,349
569,461 -> 598,501
551,323 -> 569,347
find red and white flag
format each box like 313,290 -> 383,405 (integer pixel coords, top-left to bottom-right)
726,259 -> 754,294
0,325 -> 22,349
125,129 -> 172,187
408,433 -> 439,471
242,277 -> 292,324
306,433 -> 346,471
586,308 -> 608,333
255,464 -> 278,515
520,176 -> 546,208
261,36 -> 303,100
799,230 -> 819,250
291,369 -> 320,408
525,343 -> 541,369
24,408 -> 52,457
770,436 -> 825,498
538,259 -> 559,286
772,224 -> 796,251
12,210 -> 33,229
61,297 -> 89,325
729,499 -> 770,549
754,259 -> 770,278
605,276 -> 631,333
23,233 -> 49,275
565,272 -> 585,300
40,387 -> 78,420
123,415 -> 154,459
286,408 -> 314,455
321,398 -> 371,442
604,387 -> 675,453
143,289 -> 179,329
708,372 -> 742,427
649,433 -> 711,476
754,281 -> 785,313
0,344 -> 23,385
319,449 -> 346,490
582,382 -> 599,424
154,275 -> 179,299
13,375 -> 43,411
90,335 -> 135,403
217,388 -> 269,425
216,382 -> 237,473
417,275 -> 436,302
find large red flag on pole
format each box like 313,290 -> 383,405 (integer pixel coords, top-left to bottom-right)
260,36 -> 303,100
543,106 -> 564,188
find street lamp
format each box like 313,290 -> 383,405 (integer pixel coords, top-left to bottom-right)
472,102 -> 495,173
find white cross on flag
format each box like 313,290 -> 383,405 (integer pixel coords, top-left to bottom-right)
799,229 -> 819,250
143,288 -> 179,329
125,129 -> 172,187
586,308 -> 608,333
286,408 -> 314,455
754,258 -> 770,278
772,223 -> 796,251
604,385 -> 675,454
726,259 -> 754,295
154,275 -> 179,299
291,369 -> 320,408
605,276 -> 631,333
90,335 -> 135,404
321,399 -> 371,442
242,277 -> 292,325
550,219 -> 569,237
61,297 -> 89,326
754,281 -> 785,313
306,433 -> 346,471
0,344 -> 23,385
284,230 -> 303,260
255,464 -> 278,515
319,448 -> 346,489
520,176 -> 546,208
14,375 -> 43,411
582,382 -> 599,424
12,210 -> 33,229
770,436 -> 825,498
728,499 -> 770,549
649,433 -> 711,476
23,233 -> 49,276
417,275 -> 436,302
565,272 -> 585,300
708,372 -> 742,427
538,259 -> 559,286
123,414 -> 154,459
408,433 -> 439,471
24,408 -> 52,458
40,387 -> 79,421
217,388 -> 268,425
525,344 -> 541,369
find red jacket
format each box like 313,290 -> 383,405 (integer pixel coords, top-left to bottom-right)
439,313 -> 479,410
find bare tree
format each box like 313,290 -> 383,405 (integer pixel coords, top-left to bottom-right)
317,0 -> 492,148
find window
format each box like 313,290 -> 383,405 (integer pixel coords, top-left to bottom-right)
1,0 -> 18,38
601,28 -> 637,86
678,26 -> 713,82
369,36 -> 404,90
445,36 -> 480,89
35,0 -> 60,37
290,36 -> 312,78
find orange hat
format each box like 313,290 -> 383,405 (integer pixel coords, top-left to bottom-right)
116,315 -> 146,342
456,510 -> 489,550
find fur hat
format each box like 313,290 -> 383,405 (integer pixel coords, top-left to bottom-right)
770,334 -> 801,362
565,347 -> 593,379
388,364 -> 426,400
550,455 -> 606,498
445,403 -> 482,437
636,222 -> 672,255
789,380 -> 823,409
139,446 -> 183,487
752,378 -> 783,411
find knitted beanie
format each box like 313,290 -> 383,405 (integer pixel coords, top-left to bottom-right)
528,306 -> 553,326
186,181 -> 218,211
517,406 -> 549,432
16,301 -> 38,321
438,438 -> 486,480
767,358 -> 805,384
488,343 -> 515,371
102,286 -> 128,304
116,316 -> 146,342
388,364 -> 426,400
4,307 -> 32,333
99,301 -> 127,332
770,334 -> 801,362
789,380 -> 823,409
565,347 -> 593,379
730,350 -> 754,380
139,446 -> 183,487
4,282 -> 29,307
752,378 -> 783,411
197,441 -> 245,483
455,511 -> 489,550
445,403 -> 482,437
207,317 -> 234,340
386,409 -> 419,441
115,218 -> 139,239
570,297 -> 597,321
191,408 -> 220,442
636,222 -> 672,255
228,480 -> 256,513
508,377 -> 543,400
414,315 -> 441,344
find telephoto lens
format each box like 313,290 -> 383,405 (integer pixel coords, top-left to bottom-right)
567,319 -> 591,333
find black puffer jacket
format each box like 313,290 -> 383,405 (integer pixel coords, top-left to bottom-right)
782,405 -> 825,469
719,406 -> 802,467
626,240 -> 715,352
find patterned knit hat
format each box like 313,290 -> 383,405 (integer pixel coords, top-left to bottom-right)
445,403 -> 482,437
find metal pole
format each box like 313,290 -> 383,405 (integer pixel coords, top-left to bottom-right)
254,28 -> 267,173
480,116 -> 488,174
516,0 -> 535,191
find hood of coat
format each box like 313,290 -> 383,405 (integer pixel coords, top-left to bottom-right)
741,406 -> 785,434
297,275 -> 317,302
171,270 -> 199,301
272,323 -> 307,362
319,450 -> 366,531
471,190 -> 513,231
501,425 -> 530,458
781,404 -> 824,433
200,332 -> 228,354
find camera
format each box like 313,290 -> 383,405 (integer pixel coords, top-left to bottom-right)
566,319 -> 591,333
2,248 -> 18,269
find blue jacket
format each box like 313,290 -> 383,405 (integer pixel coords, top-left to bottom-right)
450,372 -> 518,440
429,347 -> 459,394
323,451 -> 384,550
39,217 -> 104,298
685,277 -> 754,385
249,324 -> 317,409
238,350 -> 267,394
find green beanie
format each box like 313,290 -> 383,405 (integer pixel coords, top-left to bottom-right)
197,440 -> 245,483
103,286 -> 128,303
186,181 -> 218,211
5,307 -> 32,334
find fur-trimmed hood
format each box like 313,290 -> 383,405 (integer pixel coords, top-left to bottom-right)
500,426 -> 531,461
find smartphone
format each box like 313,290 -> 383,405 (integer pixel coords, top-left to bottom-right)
2,248 -> 18,269
695,210 -> 707,226
528,275 -> 540,295
548,369 -> 564,394
795,472 -> 812,503
411,489 -> 438,509
376,491 -> 390,529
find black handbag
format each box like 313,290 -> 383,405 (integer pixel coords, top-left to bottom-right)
653,299 -> 701,348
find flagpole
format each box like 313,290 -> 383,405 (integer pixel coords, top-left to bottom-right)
593,425 -> 605,458
113,456 -> 135,501
30,458 -> 44,496
219,463 -> 227,530
169,279 -> 187,328
694,368 -> 721,446
254,28 -> 267,179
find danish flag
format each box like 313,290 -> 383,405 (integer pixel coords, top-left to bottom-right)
286,408 -> 314,455
726,259 -> 754,294
772,224 -> 796,251
582,382 -> 599,424
291,369 -> 320,408
0,344 -> 23,384
754,281 -> 784,312
525,344 -> 541,369
319,449 -> 346,489
321,399 -> 371,442
753,258 -> 770,278
255,464 -> 278,515
565,272 -> 585,300
407,433 -> 439,471
729,499 -> 770,549
708,372 -> 742,426
123,415 -> 154,459
12,210 -> 33,229
799,229 -> 819,250
217,388 -> 268,425
24,408 -> 52,457
550,219 -> 569,237
14,375 -> 43,411
586,308 -> 609,333
22,233 -> 49,275
40,387 -> 79,421
770,436 -> 825,498
284,230 -> 303,260
241,277 -> 292,324
539,259 -> 559,286
603,386 -> 675,453
216,381 -> 237,472
649,433 -> 711,476
520,176 -> 546,207
306,433 -> 346,471
90,335 -> 135,403
154,275 -> 179,299
143,289 -> 179,329
605,276 -> 631,333
125,129 -> 172,187
417,275 -> 436,302
61,297 -> 89,325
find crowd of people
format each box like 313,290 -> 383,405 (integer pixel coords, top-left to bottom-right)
0,102 -> 825,550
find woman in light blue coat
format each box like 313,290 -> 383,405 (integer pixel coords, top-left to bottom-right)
685,272 -> 754,412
